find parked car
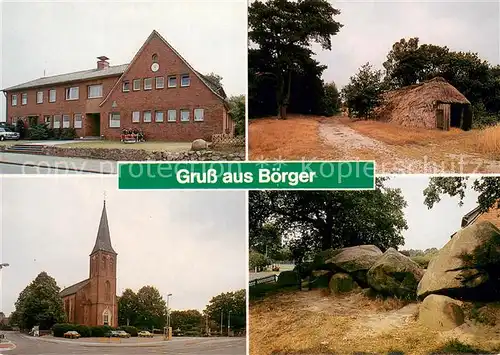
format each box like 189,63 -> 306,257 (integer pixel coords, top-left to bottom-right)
0,127 -> 20,141
63,331 -> 80,339
138,331 -> 153,338
115,330 -> 131,338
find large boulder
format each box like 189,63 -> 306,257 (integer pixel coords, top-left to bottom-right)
417,221 -> 500,300
312,249 -> 342,271
419,294 -> 465,331
329,273 -> 359,294
326,245 -> 383,285
367,248 -> 424,299
191,139 -> 208,151
310,270 -> 331,289
277,271 -> 300,288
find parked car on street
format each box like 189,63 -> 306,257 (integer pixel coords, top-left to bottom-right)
105,330 -> 130,338
0,128 -> 20,141
63,331 -> 80,339
138,331 -> 154,338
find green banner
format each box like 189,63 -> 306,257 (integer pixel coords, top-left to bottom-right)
118,161 -> 375,190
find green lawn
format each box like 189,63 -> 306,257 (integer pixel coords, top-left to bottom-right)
59,141 -> 192,152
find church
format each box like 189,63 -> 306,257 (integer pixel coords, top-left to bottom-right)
59,200 -> 118,327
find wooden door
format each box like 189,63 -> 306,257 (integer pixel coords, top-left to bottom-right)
436,109 -> 445,130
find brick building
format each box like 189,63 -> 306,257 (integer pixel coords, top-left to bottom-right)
59,200 -> 118,327
2,30 -> 235,141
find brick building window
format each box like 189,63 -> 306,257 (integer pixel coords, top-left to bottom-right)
155,111 -> 164,122
180,109 -> 190,122
21,93 -> 28,105
36,91 -> 43,104
88,85 -> 103,98
62,115 -> 70,128
53,115 -> 61,129
49,89 -> 56,102
105,281 -> 111,302
133,79 -> 141,91
152,54 -> 158,63
44,116 -> 51,127
103,310 -> 109,326
143,111 -> 152,123
11,95 -> 17,106
194,109 -> 204,122
167,76 -> 177,88
132,111 -> 140,123
144,78 -> 153,90
66,87 -> 79,100
74,114 -> 82,129
168,110 -> 176,122
155,77 -> 164,89
180,74 -> 190,87
122,81 -> 130,92
109,112 -> 121,128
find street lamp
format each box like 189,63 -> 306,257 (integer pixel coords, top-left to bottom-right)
0,263 -> 9,270
166,294 -> 172,330
227,310 -> 232,336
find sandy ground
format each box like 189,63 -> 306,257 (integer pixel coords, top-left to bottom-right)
249,116 -> 500,173
249,290 -> 500,355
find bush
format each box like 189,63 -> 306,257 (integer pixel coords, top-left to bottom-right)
52,323 -> 76,337
28,124 -> 50,140
90,325 -> 113,337
60,128 -> 77,140
74,324 -> 91,337
249,251 -> 270,271
15,119 -> 26,139
118,325 -> 138,337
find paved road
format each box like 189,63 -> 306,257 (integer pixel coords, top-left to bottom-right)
2,332 -> 245,354
0,153 -> 116,174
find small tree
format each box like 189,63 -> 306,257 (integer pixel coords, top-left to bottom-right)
228,95 -> 245,136
249,250 -> 270,271
321,82 -> 341,116
342,63 -> 384,119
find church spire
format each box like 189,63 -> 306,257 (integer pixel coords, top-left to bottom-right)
91,199 -> 116,255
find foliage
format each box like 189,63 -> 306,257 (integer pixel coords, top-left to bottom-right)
321,82 -> 341,117
423,177 -> 500,213
204,72 -> 223,88
248,0 -> 343,119
277,271 -> 300,287
204,289 -> 246,332
118,286 -> 167,330
12,272 -> 66,330
382,37 -> 500,119
170,310 -> 203,334
249,223 -> 281,257
249,180 -> 408,262
50,128 -> 77,140
432,339 -> 498,354
15,119 -> 26,139
228,94 -> 246,136
249,283 -> 297,300
118,325 -> 138,337
53,323 -> 113,337
118,288 -> 139,327
342,63 -> 385,118
75,324 -> 92,337
249,250 -> 270,271
89,325 -> 113,337
28,124 -> 50,140
52,323 -> 76,337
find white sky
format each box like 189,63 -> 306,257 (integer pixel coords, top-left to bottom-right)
0,0 -> 247,121
317,0 -> 500,88
0,176 -> 247,316
385,176 -> 480,250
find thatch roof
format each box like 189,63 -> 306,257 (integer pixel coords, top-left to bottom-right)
374,77 -> 470,129
382,77 -> 470,106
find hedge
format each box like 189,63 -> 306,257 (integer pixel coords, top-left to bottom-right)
52,323 -> 115,338
118,325 -> 138,337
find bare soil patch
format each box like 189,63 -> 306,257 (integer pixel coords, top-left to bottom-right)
248,115 -> 500,173
250,290 -> 500,355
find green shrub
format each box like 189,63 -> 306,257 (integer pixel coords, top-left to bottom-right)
90,325 -> 113,337
75,324 -> 91,337
28,124 -> 50,140
249,251 -> 270,271
60,128 -> 77,140
433,339 -> 497,354
52,323 -> 76,337
118,325 -> 138,337
277,271 -> 300,287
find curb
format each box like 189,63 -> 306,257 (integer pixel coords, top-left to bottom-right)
0,160 -> 115,174
20,335 -> 167,347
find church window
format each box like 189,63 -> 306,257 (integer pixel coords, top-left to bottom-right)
102,256 -> 107,273
103,310 -> 109,326
105,281 -> 111,302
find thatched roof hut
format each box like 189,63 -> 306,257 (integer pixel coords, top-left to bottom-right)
374,77 -> 472,131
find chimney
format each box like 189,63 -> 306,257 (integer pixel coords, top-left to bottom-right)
97,56 -> 110,70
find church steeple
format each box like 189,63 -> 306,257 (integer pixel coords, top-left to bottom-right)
90,199 -> 117,255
